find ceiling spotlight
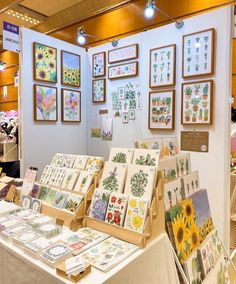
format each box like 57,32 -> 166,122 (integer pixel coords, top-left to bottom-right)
77,26 -> 86,45
144,0 -> 156,18
0,61 -> 6,71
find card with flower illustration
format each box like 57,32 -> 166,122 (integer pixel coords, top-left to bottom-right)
74,171 -> 94,194
159,157 -> 177,182
62,89 -> 81,122
52,191 -> 68,209
92,52 -> 106,77
124,196 -> 149,233
183,250 -> 202,284
176,154 -> 191,177
109,148 -> 134,164
99,162 -> 127,193
51,153 -> 65,167
61,169 -> 80,190
132,149 -> 160,167
39,186 -> 50,201
61,154 -> 76,168
92,79 -> 106,103
29,183 -> 41,198
105,193 -> 128,226
85,157 -> 104,174
63,194 -> 83,213
73,155 -> 89,170
208,254 -> 230,284
164,178 -> 183,211
88,188 -> 110,221
181,171 -> 200,198
124,165 -> 156,202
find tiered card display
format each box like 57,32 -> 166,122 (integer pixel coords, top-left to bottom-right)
124,197 -> 149,233
176,154 -> 191,177
80,237 -> 138,272
74,171 -> 94,194
64,194 -> 83,213
181,171 -> 200,198
73,155 -> 89,170
164,178 -> 183,211
132,149 -> 160,167
85,157 -> 104,174
52,192 -> 68,209
61,169 -> 80,190
99,162 -> 127,193
24,236 -> 52,256
159,157 -> 177,182
88,188 -> 110,221
105,193 -> 128,226
109,148 -> 134,164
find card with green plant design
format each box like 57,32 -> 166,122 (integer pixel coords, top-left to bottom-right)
164,178 -> 183,211
99,162 -> 127,193
74,170 -> 94,194
109,148 -> 134,164
61,169 -> 80,190
159,157 -> 178,182
177,154 -> 191,177
183,250 -> 202,284
181,171 -> 200,198
132,149 -> 160,167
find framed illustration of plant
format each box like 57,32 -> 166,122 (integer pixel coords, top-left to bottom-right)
33,42 -> 57,83
92,52 -> 106,78
108,44 -> 138,64
148,90 -> 175,130
149,44 -> 176,88
181,80 -> 213,125
92,79 -> 106,103
61,88 -> 81,122
182,28 -> 215,78
34,84 -> 57,121
61,50 -> 80,87
108,61 -> 138,80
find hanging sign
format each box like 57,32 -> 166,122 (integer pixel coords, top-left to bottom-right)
181,131 -> 209,152
3,21 -> 20,53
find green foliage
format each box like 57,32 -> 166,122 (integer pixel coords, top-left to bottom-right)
135,154 -> 156,166
112,152 -> 127,163
130,170 -> 148,197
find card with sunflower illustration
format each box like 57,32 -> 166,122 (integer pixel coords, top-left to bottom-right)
33,42 -> 57,83
124,196 -> 149,233
61,51 -> 80,87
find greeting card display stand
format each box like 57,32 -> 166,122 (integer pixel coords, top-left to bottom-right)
83,171 -> 165,249
56,263 -> 91,283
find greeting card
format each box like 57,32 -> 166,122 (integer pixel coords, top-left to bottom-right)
181,171 -> 200,198
22,195 -> 32,210
61,169 -> 80,190
109,148 -> 134,164
39,186 -> 50,201
24,236 -> 51,255
13,230 -> 40,245
44,188 -> 57,204
176,154 -> 191,176
132,149 -> 160,167
52,191 -> 68,209
51,153 -> 65,167
88,188 -> 110,221
85,157 -> 104,174
164,178 -> 183,210
29,183 -> 41,198
60,154 -> 76,168
73,155 -> 89,170
159,157 -> 177,182
74,171 -> 94,194
1,224 -> 28,238
64,194 -> 83,213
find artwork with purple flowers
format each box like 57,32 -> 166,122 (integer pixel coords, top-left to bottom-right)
34,84 -> 57,121
92,52 -> 106,77
61,89 -> 81,122
89,188 -> 110,221
108,62 -> 138,80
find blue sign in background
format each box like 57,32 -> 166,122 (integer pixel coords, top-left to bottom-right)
3,21 -> 19,35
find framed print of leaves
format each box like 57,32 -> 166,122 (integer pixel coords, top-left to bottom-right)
92,79 -> 106,103
61,50 -> 80,87
181,80 -> 213,125
108,62 -> 138,80
34,84 -> 57,121
61,89 -> 81,122
148,90 -> 175,130
108,44 -> 138,64
92,52 -> 106,77
182,28 -> 215,78
149,44 -> 176,88
33,42 -> 57,83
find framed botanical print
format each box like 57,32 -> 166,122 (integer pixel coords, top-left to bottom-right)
149,44 -> 176,88
108,62 -> 138,80
61,51 -> 81,87
92,52 -> 106,77
92,79 -> 106,103
61,89 -> 81,122
33,42 -> 57,83
148,90 -> 175,130
182,28 -> 215,78
108,44 -> 138,64
34,84 -> 57,121
181,80 -> 213,125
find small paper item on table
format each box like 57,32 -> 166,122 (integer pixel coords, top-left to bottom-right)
65,255 -> 85,275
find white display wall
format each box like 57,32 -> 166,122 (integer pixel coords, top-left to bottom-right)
87,7 -> 232,245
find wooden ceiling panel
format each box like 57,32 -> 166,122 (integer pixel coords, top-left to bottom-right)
0,0 -> 23,14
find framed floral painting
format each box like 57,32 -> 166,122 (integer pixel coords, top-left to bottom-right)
34,84 -> 57,121
108,44 -> 138,64
148,90 -> 175,130
33,42 -> 57,83
182,28 -> 215,78
108,61 -> 138,80
92,79 -> 106,103
92,52 -> 106,77
181,80 -> 213,125
149,44 -> 176,88
61,89 -> 81,122
61,51 -> 80,87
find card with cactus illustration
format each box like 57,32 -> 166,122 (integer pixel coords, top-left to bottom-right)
181,171 -> 200,198
183,250 -> 203,284
105,193 -> 128,226
166,199 -> 200,264
52,191 -> 68,209
149,90 -> 175,130
132,149 -> 160,167
109,148 -> 134,164
73,155 -> 89,170
74,170 -> 94,193
149,44 -> 176,88
85,157 -> 104,174
183,28 -> 215,78
124,196 -> 149,233
124,165 -> 156,202
182,80 -> 213,125
99,162 -> 127,193
159,157 -> 178,182
164,178 -> 183,211
176,154 -> 191,177
64,193 -> 83,213
61,169 -> 80,190
88,188 -> 110,221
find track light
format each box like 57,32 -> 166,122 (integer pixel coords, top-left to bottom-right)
0,61 -> 6,71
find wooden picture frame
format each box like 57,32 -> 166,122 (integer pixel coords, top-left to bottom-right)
34,84 -> 58,122
148,90 -> 175,130
108,61 -> 138,80
181,80 -> 213,125
33,42 -> 57,83
108,44 -> 138,64
61,88 -> 81,122
92,79 -> 106,103
61,50 -> 81,87
149,44 -> 176,88
182,28 -> 215,79
92,52 -> 106,78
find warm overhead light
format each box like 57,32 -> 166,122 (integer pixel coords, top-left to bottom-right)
144,0 -> 156,18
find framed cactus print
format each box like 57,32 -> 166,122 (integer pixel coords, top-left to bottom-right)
181,80 -> 213,125
61,50 -> 80,87
182,28 -> 215,78
33,42 -> 57,83
149,44 -> 176,88
92,51 -> 106,77
61,89 -> 81,122
148,90 -> 175,130
92,79 -> 106,103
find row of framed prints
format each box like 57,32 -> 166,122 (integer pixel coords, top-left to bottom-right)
148,80 -> 213,130
34,84 -> 81,122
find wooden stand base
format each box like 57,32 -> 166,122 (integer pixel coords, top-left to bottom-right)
56,263 -> 91,283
